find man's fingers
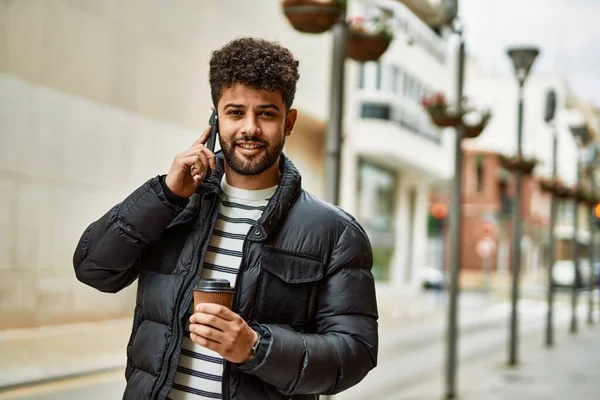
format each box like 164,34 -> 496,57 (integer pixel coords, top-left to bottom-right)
194,303 -> 236,320
192,125 -> 212,147
190,323 -> 224,343
198,146 -> 217,170
190,312 -> 228,331
195,151 -> 210,173
178,154 -> 202,170
190,331 -> 221,350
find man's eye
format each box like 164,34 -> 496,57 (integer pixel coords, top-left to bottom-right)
260,111 -> 275,117
227,110 -> 243,116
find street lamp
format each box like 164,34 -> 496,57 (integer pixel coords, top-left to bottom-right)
444,18 -> 466,400
570,125 -> 589,334
586,145 -> 598,326
507,46 -> 539,367
544,89 -> 558,348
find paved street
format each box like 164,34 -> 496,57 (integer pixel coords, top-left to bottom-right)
2,290 -> 597,400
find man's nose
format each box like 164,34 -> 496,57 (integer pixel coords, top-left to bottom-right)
241,114 -> 261,137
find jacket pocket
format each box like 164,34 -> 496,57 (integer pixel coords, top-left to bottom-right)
255,247 -> 324,328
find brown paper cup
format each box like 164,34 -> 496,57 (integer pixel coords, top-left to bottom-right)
193,278 -> 235,311
193,289 -> 233,310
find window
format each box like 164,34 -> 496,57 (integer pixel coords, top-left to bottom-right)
476,156 -> 485,193
403,74 -> 411,98
357,160 -> 397,281
358,63 -> 365,89
375,62 -> 382,90
361,103 -> 391,120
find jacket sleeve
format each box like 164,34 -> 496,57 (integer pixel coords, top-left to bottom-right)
237,220 -> 379,395
73,176 -> 187,293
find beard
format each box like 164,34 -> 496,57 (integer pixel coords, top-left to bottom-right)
220,134 -> 286,176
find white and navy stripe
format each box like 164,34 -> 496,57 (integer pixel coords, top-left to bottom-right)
167,178 -> 276,400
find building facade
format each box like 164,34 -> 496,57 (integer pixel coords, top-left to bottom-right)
0,0 -> 455,328
340,0 -> 455,294
455,65 -> 593,288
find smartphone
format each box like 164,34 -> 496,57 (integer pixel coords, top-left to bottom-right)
204,109 -> 219,180
207,109 -> 219,152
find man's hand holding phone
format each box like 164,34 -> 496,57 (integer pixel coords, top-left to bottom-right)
165,125 -> 217,198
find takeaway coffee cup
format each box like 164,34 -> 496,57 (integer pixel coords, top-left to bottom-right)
193,278 -> 235,310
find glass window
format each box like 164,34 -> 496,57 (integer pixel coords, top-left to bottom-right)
358,63 -> 365,89
357,160 -> 397,281
360,103 -> 391,120
476,157 -> 485,193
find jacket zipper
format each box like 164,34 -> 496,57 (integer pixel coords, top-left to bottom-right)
151,194 -> 220,399
222,227 -> 254,400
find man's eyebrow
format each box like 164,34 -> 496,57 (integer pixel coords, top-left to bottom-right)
224,103 -> 245,109
257,104 -> 280,111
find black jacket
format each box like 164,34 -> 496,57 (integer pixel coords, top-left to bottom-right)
73,154 -> 378,399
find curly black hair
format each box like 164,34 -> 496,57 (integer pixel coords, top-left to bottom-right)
209,37 -> 300,110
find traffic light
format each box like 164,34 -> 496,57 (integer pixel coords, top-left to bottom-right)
428,202 -> 448,233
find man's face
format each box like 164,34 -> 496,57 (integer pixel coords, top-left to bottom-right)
217,84 -> 297,176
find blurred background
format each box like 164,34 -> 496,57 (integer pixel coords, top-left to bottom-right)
0,0 -> 599,399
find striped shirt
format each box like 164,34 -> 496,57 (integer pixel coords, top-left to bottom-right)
167,177 -> 277,400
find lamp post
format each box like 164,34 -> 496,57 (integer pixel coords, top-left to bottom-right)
587,151 -> 597,326
444,20 -> 465,400
570,125 -> 589,333
324,4 -> 347,207
506,46 -> 539,367
544,90 -> 558,348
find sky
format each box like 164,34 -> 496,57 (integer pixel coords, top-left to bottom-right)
459,0 -> 600,106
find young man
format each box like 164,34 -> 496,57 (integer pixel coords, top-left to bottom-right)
74,37 -> 378,400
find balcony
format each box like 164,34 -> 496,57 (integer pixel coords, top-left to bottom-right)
392,0 -> 450,27
361,0 -> 448,64
359,100 -> 442,143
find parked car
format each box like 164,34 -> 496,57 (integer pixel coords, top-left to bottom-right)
422,266 -> 445,290
552,259 -> 591,289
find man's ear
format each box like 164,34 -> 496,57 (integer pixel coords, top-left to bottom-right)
285,109 -> 298,136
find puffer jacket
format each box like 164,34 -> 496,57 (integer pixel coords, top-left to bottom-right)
73,153 -> 378,399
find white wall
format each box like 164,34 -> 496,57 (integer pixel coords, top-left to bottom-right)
0,73 -> 323,327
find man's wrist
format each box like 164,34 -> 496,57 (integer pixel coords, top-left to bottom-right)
159,175 -> 189,207
247,330 -> 260,362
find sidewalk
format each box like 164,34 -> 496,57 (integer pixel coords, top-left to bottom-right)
395,309 -> 599,400
0,289 -> 448,391
462,324 -> 600,400
0,319 -> 130,390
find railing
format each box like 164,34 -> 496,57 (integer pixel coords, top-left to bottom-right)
367,0 -> 447,64
360,101 -> 442,144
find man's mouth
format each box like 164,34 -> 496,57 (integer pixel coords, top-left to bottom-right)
235,141 -> 265,150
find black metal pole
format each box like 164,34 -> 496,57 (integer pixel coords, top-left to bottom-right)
588,168 -> 596,325
324,9 -> 347,206
322,7 -> 347,400
445,29 -> 465,400
508,83 -> 525,366
545,128 -> 558,347
571,160 -> 581,334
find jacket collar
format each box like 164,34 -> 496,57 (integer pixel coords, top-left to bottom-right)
195,152 -> 302,240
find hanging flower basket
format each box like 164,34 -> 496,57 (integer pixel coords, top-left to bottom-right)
554,183 -> 574,199
498,154 -> 538,175
346,16 -> 393,62
538,177 -> 557,194
462,109 -> 492,139
281,0 -> 343,34
574,185 -> 593,203
587,192 -> 600,205
421,92 -> 463,128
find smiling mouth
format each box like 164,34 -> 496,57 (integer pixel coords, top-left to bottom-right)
237,144 -> 262,149
236,141 -> 265,151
